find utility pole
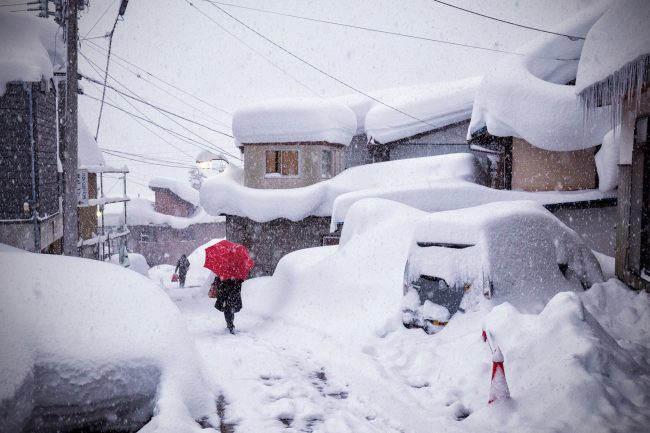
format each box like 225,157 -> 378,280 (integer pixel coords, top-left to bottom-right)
61,0 -> 79,256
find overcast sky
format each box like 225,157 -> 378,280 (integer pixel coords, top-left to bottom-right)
73,0 -> 599,201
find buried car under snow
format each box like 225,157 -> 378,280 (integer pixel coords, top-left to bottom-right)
402,201 -> 603,333
0,251 -> 214,433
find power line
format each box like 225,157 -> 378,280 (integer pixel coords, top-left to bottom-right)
83,40 -> 232,130
429,0 -> 584,40
101,149 -> 196,169
100,148 -> 198,167
84,39 -> 233,116
81,53 -> 196,160
203,0 -> 533,57
82,0 -> 118,39
187,1 -> 321,96
80,52 -> 241,160
95,6 -> 122,141
80,72 -> 233,137
198,1 -> 442,132
81,92 -> 242,160
0,2 -> 37,7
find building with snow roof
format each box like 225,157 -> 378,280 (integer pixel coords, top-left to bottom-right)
233,98 -> 355,189
105,177 -> 224,266
0,13 -> 65,253
575,0 -> 650,291
76,116 -> 130,260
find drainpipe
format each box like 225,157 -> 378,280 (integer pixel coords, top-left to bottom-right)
27,84 -> 40,252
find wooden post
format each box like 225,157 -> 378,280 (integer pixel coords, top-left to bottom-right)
61,0 -> 79,256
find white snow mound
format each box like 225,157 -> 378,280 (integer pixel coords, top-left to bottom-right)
0,252 -> 214,433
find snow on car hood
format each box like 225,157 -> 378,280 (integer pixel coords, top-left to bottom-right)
0,252 -> 214,433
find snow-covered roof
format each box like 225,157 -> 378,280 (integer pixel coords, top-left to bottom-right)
77,115 -> 107,170
363,77 -> 481,144
148,177 -> 200,206
232,97 -> 357,146
0,12 -> 65,96
576,0 -> 650,111
200,153 -> 482,223
467,1 -> 613,151
104,197 -> 223,230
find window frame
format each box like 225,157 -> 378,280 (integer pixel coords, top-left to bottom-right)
631,115 -> 650,278
264,149 -> 301,178
321,149 -> 333,179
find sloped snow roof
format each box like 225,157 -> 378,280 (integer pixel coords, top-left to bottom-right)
467,0 -> 613,151
200,153 -> 482,222
78,115 -> 107,170
104,198 -> 223,229
149,177 -> 200,206
575,0 -> 650,109
232,97 -> 357,146
363,77 -> 481,144
0,12 -> 65,96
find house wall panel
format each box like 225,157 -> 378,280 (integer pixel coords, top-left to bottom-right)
511,138 -> 597,191
243,142 -> 345,189
226,215 -> 340,276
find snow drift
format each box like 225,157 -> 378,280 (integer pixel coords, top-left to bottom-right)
0,252 -> 214,433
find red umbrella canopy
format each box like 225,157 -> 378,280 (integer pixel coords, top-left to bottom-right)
204,240 -> 255,280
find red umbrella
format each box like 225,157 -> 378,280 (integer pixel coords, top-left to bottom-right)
203,240 -> 255,280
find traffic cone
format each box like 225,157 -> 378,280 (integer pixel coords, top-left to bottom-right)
488,347 -> 510,404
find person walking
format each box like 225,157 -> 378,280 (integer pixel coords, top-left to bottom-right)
213,276 -> 243,334
174,254 -> 190,288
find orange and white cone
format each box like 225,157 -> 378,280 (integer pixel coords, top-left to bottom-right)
488,347 -> 510,404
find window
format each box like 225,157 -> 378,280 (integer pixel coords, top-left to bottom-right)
140,226 -> 156,243
321,150 -> 333,178
265,150 -> 299,177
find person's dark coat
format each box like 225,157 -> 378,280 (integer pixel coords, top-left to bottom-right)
175,255 -> 190,277
214,278 -> 243,313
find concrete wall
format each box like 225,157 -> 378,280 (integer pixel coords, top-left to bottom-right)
511,138 -> 597,191
152,189 -> 196,217
0,213 -> 63,253
127,222 -> 225,266
226,215 -> 340,277
243,142 -> 346,189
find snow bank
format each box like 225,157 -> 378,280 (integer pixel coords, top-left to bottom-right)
364,77 -> 480,144
468,1 -> 612,150
200,153 -> 482,222
232,97 -> 357,146
105,197 -> 223,230
0,251 -> 214,432
331,178 -> 615,229
149,177 -> 200,206
242,198 -> 649,432
0,12 -> 65,96
576,0 -> 650,112
406,201 -> 602,313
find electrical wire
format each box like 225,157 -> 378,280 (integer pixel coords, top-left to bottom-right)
82,0 -> 118,39
81,53 -> 197,159
81,92 -> 242,160
197,1 -> 442,132
188,2 -> 321,96
203,0 -> 533,57
84,39 -> 233,116
0,2 -> 38,7
101,149 -> 196,168
101,148 -> 198,166
82,42 -> 232,129
429,0 -> 584,40
80,52 -> 241,159
95,8 -> 123,141
80,72 -> 233,137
